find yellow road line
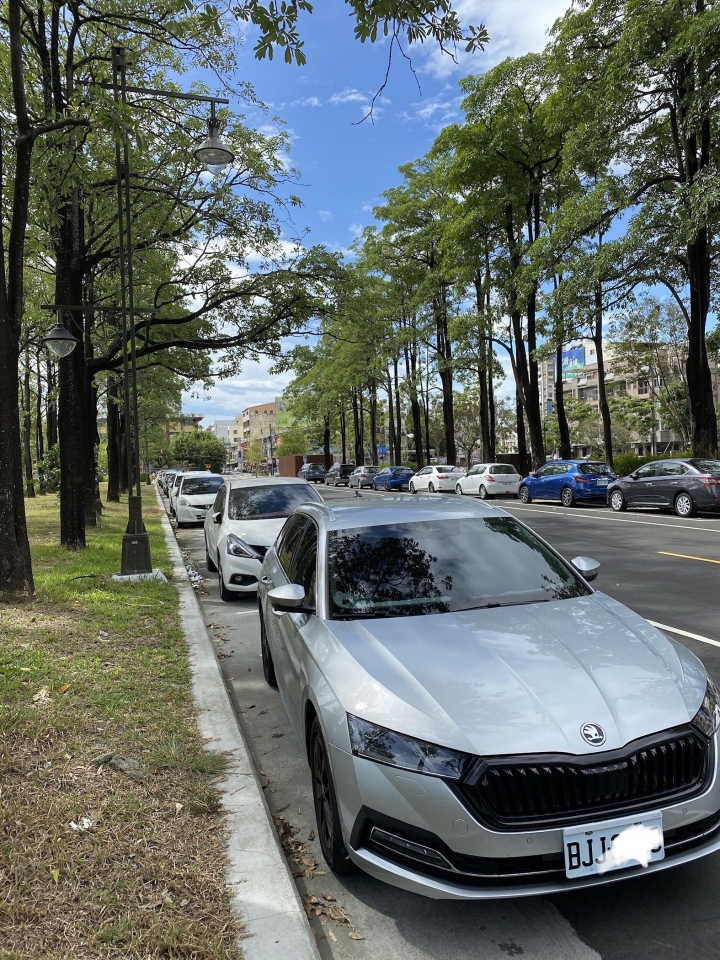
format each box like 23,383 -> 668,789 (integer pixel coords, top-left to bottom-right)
657,551 -> 720,565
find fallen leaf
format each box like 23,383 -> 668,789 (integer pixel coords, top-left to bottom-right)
32,687 -> 51,704
272,733 -> 284,738
51,869 -> 60,884
322,894 -> 336,902
259,709 -> 268,715
314,870 -> 329,876
327,930 -> 337,942
304,868 -> 314,880
174,803 -> 184,815
314,907 -> 322,916
180,898 -> 189,907
349,931 -> 365,940
308,830 -> 316,841
58,683 -> 71,694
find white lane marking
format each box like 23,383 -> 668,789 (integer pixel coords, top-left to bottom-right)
648,620 -> 720,649
503,502 -> 720,534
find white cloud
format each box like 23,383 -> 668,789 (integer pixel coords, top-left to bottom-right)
186,354 -> 295,426
348,223 -> 364,237
293,96 -> 321,107
418,0 -> 571,80
329,87 -> 369,105
318,210 -> 333,222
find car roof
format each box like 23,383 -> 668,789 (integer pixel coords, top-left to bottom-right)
296,495 -> 506,531
226,476 -> 310,487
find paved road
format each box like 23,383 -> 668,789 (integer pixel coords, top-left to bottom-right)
169,486 -> 720,960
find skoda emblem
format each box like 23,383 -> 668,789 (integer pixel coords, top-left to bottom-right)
581,722 -> 606,747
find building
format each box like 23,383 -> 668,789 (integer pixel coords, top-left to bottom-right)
165,413 -> 203,444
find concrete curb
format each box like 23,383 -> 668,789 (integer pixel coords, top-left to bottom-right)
154,485 -> 320,960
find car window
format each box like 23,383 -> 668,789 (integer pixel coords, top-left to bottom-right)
635,463 -> 660,479
558,464 -> 573,474
276,515 -> 310,577
213,485 -> 226,514
659,462 -> 684,477
577,462 -> 614,476
290,522 -> 318,608
327,517 -> 591,620
180,476 -> 224,495
490,465 -> 518,476
688,459 -> 720,475
536,465 -> 555,478
228,484 -> 321,520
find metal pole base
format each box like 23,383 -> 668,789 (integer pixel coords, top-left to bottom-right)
120,495 -> 153,575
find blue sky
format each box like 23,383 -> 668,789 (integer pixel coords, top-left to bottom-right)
184,0 -> 571,425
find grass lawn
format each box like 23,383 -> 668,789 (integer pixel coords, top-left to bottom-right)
0,487 -> 242,960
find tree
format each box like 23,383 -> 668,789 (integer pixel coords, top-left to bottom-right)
277,424 -> 309,456
454,391 -> 483,465
170,432 -> 226,472
245,439 -> 265,467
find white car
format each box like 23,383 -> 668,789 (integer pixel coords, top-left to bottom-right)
169,470 -> 210,516
456,463 -> 521,499
409,464 -> 464,494
204,476 -> 323,600
175,473 -> 224,527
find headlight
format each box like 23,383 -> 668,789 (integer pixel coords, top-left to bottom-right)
347,715 -> 473,780
692,678 -> 720,738
226,534 -> 262,559
178,497 -> 188,506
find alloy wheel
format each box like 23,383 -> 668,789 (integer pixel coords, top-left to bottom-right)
561,486 -> 575,508
479,485 -> 488,499
519,485 -> 531,504
675,492 -> 695,518
610,490 -> 626,512
428,482 -> 436,493
455,484 -> 463,495
260,610 -> 277,687
409,482 -> 416,494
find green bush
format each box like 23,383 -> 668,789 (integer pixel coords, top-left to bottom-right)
612,450 -> 693,477
37,444 -> 61,493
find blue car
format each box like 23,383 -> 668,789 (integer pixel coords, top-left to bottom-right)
518,460 -> 616,507
372,466 -> 414,491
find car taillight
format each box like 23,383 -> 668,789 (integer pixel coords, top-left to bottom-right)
699,476 -> 720,486
438,474 -> 449,479
572,474 -> 588,483
486,475 -> 496,482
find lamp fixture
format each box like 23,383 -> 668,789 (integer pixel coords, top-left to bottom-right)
194,104 -> 234,174
43,313 -> 80,358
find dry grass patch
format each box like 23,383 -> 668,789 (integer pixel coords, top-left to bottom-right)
0,489 -> 242,960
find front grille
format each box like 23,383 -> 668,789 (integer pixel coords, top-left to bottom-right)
456,727 -> 711,830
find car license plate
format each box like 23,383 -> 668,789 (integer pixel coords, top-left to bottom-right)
563,811 -> 663,879
596,479 -> 609,486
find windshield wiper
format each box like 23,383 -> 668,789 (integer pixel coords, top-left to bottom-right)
476,599 -> 550,609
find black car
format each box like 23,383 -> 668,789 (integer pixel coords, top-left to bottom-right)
298,462 -> 326,483
324,463 -> 355,487
607,458 -> 720,517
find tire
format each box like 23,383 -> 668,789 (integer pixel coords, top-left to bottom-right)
428,482 -> 436,493
177,521 -> 186,528
259,609 -> 277,688
217,556 -> 234,602
674,492 -> 696,518
519,485 -> 532,504
455,483 -> 463,496
561,486 -> 575,508
610,490 -> 627,513
409,482 -> 416,494
309,718 -> 354,874
205,539 -> 217,572
479,485 -> 488,500
334,478 -> 339,487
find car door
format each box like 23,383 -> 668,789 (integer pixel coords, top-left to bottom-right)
281,520 -> 318,725
206,484 -> 226,559
530,464 -> 557,499
627,462 -> 660,505
653,461 -> 686,507
465,465 -> 481,494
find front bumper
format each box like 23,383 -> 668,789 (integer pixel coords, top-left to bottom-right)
330,732 -> 720,899
176,503 -> 212,524
222,551 -> 263,592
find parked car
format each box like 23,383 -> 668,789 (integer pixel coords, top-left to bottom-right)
607,458 -> 720,517
175,473 -> 224,527
325,463 -> 356,487
456,463 -> 521,499
169,470 -> 210,516
348,465 -> 380,489
204,477 -> 323,600
298,462 -> 327,484
518,460 -> 616,507
409,464 -> 464,494
258,496 -> 720,898
371,466 -> 415,491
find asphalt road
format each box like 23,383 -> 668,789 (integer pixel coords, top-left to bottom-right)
168,485 -> 720,960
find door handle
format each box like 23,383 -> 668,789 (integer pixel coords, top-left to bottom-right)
646,483 -> 652,486
671,481 -> 678,485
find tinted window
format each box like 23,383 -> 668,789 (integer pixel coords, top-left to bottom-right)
537,465 -> 555,478
577,462 -> 614,476
339,466 -> 355,476
659,462 -> 684,477
688,459 -> 720,475
635,463 -> 660,479
327,517 -> 590,620
277,515 -> 309,577
490,465 -> 519,476
181,476 -> 223,495
213,486 -> 227,514
291,523 -> 318,607
228,484 -> 321,520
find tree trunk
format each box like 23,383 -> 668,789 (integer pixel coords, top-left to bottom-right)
594,283 -> 614,468
393,356 -> 402,463
106,376 -> 121,502
22,348 -> 35,497
555,345 -> 572,459
687,233 -> 718,456
46,357 -> 58,449
340,409 -> 347,464
516,393 -> 530,477
83,377 -> 99,525
323,414 -> 331,469
358,388 -> 365,463
436,293 -> 456,464
386,370 -> 395,466
369,380 -> 378,465
35,349 -> 44,465
488,353 -> 496,461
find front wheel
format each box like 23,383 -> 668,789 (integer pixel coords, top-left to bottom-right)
310,719 -> 354,874
561,486 -> 575,508
428,482 -> 436,493
674,492 -> 696,518
479,485 -> 488,500
610,490 -> 627,513
409,482 -> 416,494
205,537 -> 217,572
259,610 -> 277,688
455,483 -> 463,496
217,556 -> 234,602
518,485 -> 532,504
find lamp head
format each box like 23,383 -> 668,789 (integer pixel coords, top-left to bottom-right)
44,314 -> 79,358
194,115 -> 234,175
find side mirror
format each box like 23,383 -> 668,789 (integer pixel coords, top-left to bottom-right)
531,471 -> 539,479
629,472 -> 638,480
571,556 -> 601,582
212,511 -> 222,524
268,583 -> 313,614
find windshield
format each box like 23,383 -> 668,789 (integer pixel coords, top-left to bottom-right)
181,477 -> 223,495
688,459 -> 720,475
490,465 -> 519,476
577,462 -> 614,476
228,484 -> 321,520
327,517 -> 590,620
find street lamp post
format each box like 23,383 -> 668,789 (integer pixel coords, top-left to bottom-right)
105,45 -> 233,575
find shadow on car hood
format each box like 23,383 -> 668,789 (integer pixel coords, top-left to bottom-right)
326,594 -> 706,756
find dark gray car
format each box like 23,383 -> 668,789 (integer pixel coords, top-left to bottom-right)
607,458 -> 720,517
298,462 -> 326,483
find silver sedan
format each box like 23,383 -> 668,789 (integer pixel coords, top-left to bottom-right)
257,497 -> 720,899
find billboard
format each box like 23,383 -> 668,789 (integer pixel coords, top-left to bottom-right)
561,347 -> 585,379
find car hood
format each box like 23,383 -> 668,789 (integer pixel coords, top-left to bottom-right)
182,493 -> 217,504
322,593 -> 707,757
223,516 -> 287,546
